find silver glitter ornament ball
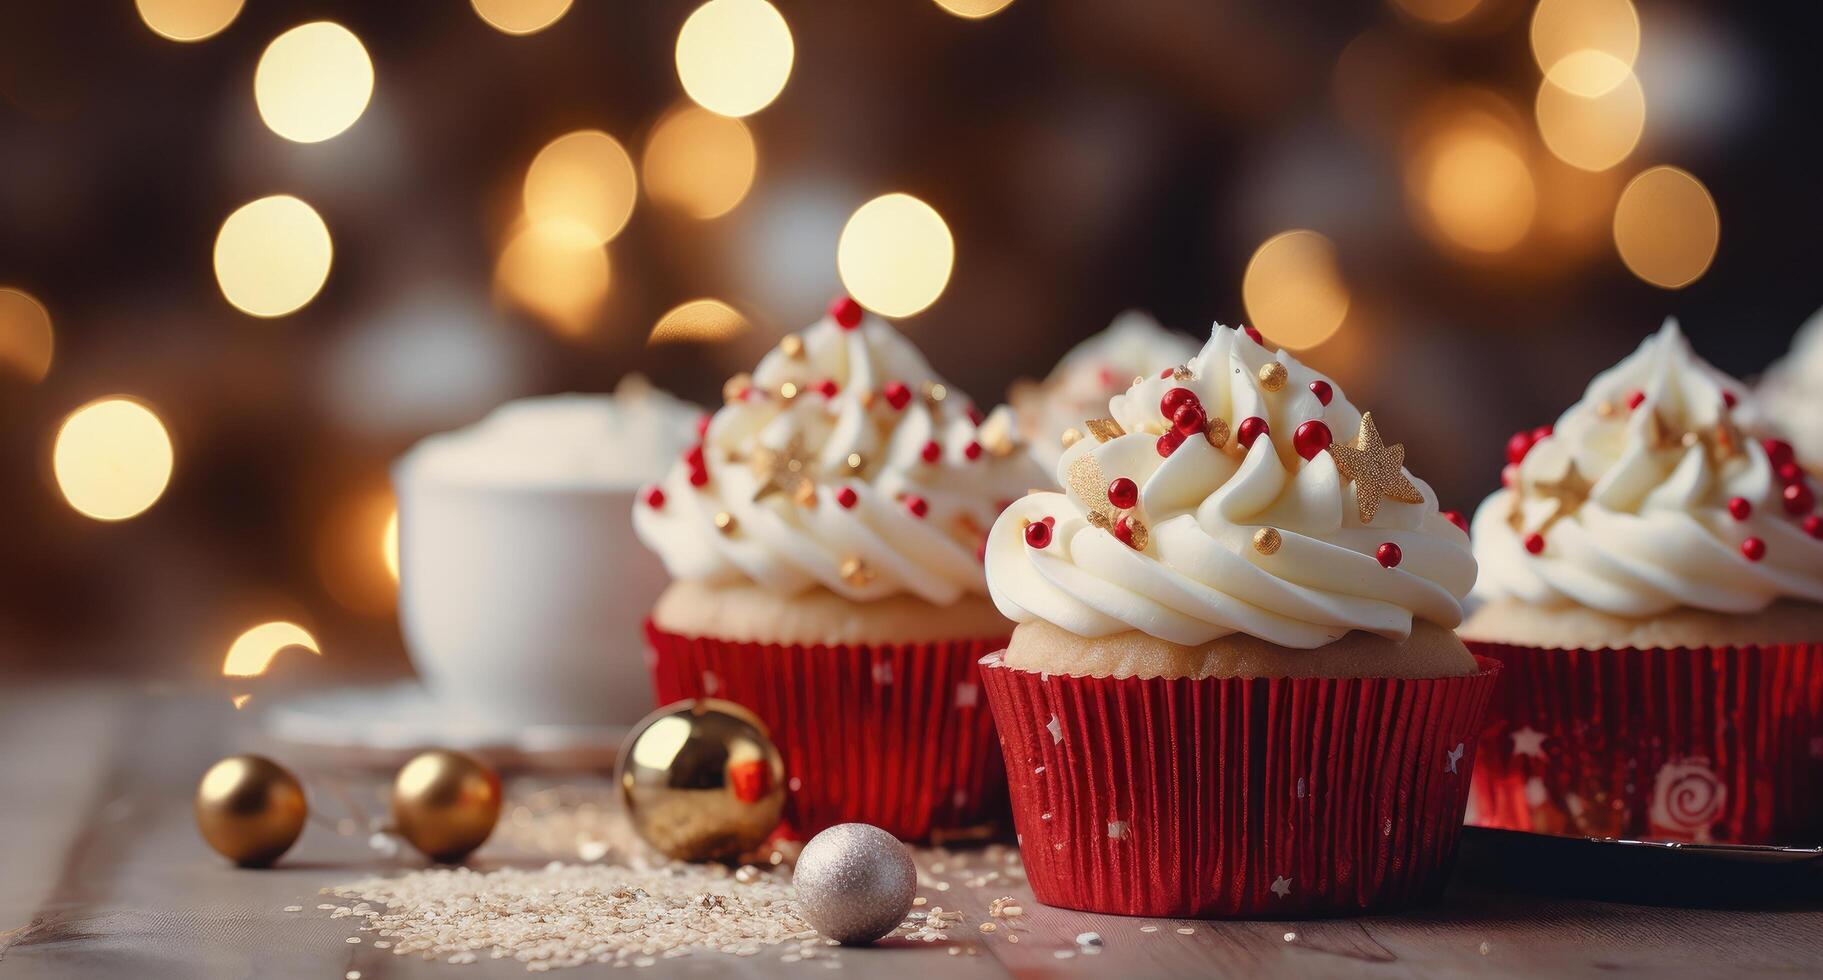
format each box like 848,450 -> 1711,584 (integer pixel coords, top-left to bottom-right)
791,823 -> 917,945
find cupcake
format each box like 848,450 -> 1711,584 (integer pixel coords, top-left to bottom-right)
1758,304 -> 1823,469
633,298 -> 1046,841
980,322 -> 1495,917
1009,311 -> 1199,468
1466,319 -> 1823,845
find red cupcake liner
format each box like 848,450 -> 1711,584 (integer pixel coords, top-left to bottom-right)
1467,641 -> 1823,845
645,620 -> 1009,842
980,653 -> 1499,918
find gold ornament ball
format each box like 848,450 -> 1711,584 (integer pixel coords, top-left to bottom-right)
618,698 -> 786,862
195,754 -> 307,867
391,749 -> 502,862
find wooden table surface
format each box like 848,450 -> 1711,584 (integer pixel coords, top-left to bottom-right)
2,681 -> 1821,979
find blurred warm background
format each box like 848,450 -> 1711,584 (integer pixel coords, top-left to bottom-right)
1,0 -> 1815,680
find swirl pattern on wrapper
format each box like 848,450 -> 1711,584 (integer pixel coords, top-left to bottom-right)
634,309 -> 1045,606
985,322 -> 1475,650
1473,319 -> 1823,618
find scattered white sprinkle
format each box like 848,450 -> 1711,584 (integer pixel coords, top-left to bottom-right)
344,936 -> 360,944
1479,941 -> 1492,955
1076,931 -> 1102,947
1054,950 -> 1076,959
1284,931 -> 1297,943
282,905 -> 303,913
1176,927 -> 1195,935
1140,925 -> 1159,933
345,972 -> 361,980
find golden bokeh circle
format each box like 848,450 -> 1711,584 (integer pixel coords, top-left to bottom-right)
933,0 -> 1017,19
837,193 -> 955,318
649,299 -> 749,345
1613,166 -> 1719,289
675,0 -> 795,118
1531,0 -> 1638,97
1536,62 -> 1644,172
254,21 -> 374,144
495,219 -> 610,336
0,287 -> 53,383
1411,112 -> 1537,254
1242,230 -> 1351,351
136,0 -> 246,42
471,0 -> 573,36
1389,0 -> 1482,27
524,130 -> 638,245
642,106 -> 757,219
214,195 -> 334,318
53,397 -> 175,522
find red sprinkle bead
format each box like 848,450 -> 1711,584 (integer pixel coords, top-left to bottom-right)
1443,509 -> 1469,534
1159,367 -> 1175,379
1625,390 -> 1646,410
829,296 -> 863,329
1804,515 -> 1823,539
1156,428 -> 1186,457
1742,537 -> 1767,562
1375,542 -> 1402,568
1506,431 -> 1534,466
883,381 -> 912,411
1241,324 -> 1264,345
836,486 -> 858,509
905,496 -> 929,518
1764,439 -> 1796,469
964,441 -> 983,461
814,379 -> 839,398
967,405 -> 984,425
1531,425 -> 1553,444
1107,477 -> 1139,510
1308,380 -> 1333,406
1727,497 -> 1752,521
921,440 -> 941,463
1293,420 -> 1332,461
1784,482 -> 1815,515
1113,516 -> 1139,548
688,466 -> 709,488
1024,516 -> 1054,549
1160,387 -> 1200,420
684,444 -> 705,469
1524,532 -> 1546,555
1722,390 -> 1738,408
1172,402 -> 1207,437
644,486 -> 666,509
1778,462 -> 1804,484
1097,367 -> 1116,388
695,413 -> 712,438
1236,416 -> 1269,449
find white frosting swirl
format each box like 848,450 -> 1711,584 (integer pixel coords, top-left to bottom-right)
1009,311 -> 1201,467
1474,319 -> 1823,617
1759,304 -> 1823,467
985,323 -> 1475,649
634,309 -> 1046,605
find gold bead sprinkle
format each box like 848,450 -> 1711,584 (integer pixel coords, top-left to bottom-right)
713,512 -> 737,534
1205,416 -> 1230,449
1596,401 -> 1617,418
840,556 -> 874,587
845,452 -> 864,472
1061,427 -> 1083,449
778,381 -> 800,400
1258,362 -> 1288,392
1252,527 -> 1282,555
779,334 -> 804,358
925,382 -> 947,403
722,372 -> 753,403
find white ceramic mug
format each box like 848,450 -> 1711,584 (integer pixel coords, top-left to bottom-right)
393,461 -> 667,727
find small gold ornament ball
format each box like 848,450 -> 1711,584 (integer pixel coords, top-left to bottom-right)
195,754 -> 307,867
391,749 -> 502,862
618,698 -> 786,862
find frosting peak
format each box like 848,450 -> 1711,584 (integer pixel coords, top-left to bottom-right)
1759,304 -> 1823,466
985,323 -> 1474,650
1009,312 -> 1200,467
634,306 -> 1045,605
1473,319 -> 1823,617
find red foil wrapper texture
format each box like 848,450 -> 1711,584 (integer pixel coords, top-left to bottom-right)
645,620 -> 1009,841
1467,641 -> 1823,845
980,653 -> 1500,918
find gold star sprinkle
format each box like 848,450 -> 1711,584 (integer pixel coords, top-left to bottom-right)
1171,365 -> 1195,381
1060,427 -> 1083,449
779,334 -> 804,358
1513,458 -> 1593,534
1084,418 -> 1126,443
840,556 -> 874,588
1205,417 -> 1229,450
751,435 -> 817,502
1258,363 -> 1287,392
714,512 -> 737,534
1252,527 -> 1281,555
1327,412 -> 1423,524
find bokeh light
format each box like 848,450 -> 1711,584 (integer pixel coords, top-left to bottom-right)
1531,0 -> 1638,97
837,193 -> 955,318
53,397 -> 175,522
524,130 -> 638,245
933,0 -> 1017,18
471,0 -> 573,36
495,219 -> 610,336
649,299 -> 749,345
214,195 -> 334,318
136,0 -> 245,42
1389,0 -> 1481,27
642,105 -> 757,219
222,621 -> 320,677
1242,230 -> 1351,351
254,21 -> 375,143
1613,165 -> 1719,289
675,0 -> 794,118
1409,107 -> 1537,254
0,287 -> 54,383
383,508 -> 400,582
1536,62 -> 1644,172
